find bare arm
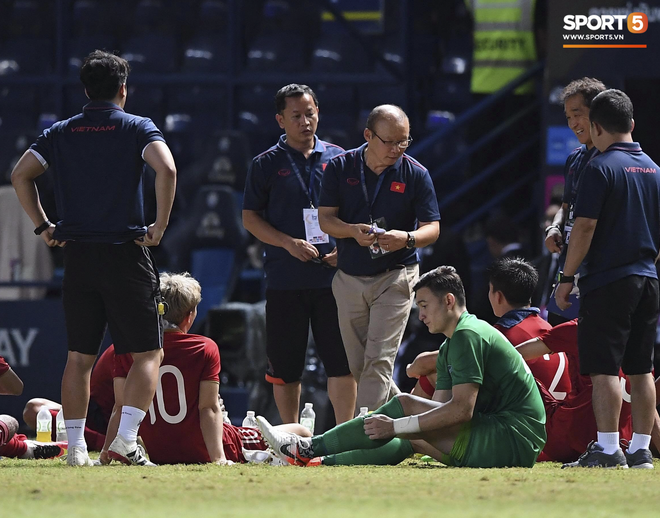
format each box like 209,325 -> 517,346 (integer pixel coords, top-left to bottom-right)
242,209 -> 318,262
100,377 -> 126,464
545,203 -> 568,253
555,217 -> 597,310
377,221 -> 440,252
0,368 -> 24,395
199,380 -> 227,464
318,206 -> 376,246
139,141 -> 177,247
515,338 -> 552,361
406,350 -> 439,379
11,151 -> 63,247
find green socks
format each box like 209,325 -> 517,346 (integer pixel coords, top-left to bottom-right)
311,397 -> 407,456
322,438 -> 414,466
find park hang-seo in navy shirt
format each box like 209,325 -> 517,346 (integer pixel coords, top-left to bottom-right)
243,135 -> 344,290
319,143 -> 440,276
29,101 -> 165,243
574,142 -> 660,296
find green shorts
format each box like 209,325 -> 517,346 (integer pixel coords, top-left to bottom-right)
442,411 -> 546,468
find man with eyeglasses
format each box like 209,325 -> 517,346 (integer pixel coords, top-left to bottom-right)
319,104 -> 440,413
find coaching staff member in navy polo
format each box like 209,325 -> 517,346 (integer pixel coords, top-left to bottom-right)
556,90 -> 660,469
318,104 -> 440,411
242,84 -> 356,425
11,50 -> 176,467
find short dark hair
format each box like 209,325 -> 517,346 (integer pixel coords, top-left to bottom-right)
80,50 -> 130,101
365,104 -> 407,131
487,257 -> 538,307
413,265 -> 466,307
560,77 -> 607,108
589,89 -> 634,134
274,84 -> 318,114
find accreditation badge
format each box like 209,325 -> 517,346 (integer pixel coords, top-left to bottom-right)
303,208 -> 329,244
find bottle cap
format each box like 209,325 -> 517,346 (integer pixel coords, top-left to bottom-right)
305,402 -> 313,408
247,410 -> 255,417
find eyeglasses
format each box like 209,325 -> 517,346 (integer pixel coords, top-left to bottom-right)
369,129 -> 413,149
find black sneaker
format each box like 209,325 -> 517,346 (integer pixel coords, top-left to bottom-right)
625,448 -> 654,469
562,441 -> 628,469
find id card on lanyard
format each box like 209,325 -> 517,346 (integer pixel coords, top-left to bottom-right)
286,150 -> 330,244
360,153 -> 388,259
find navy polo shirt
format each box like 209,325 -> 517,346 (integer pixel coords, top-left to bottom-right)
29,101 -> 165,243
574,142 -> 660,295
319,143 -> 440,276
243,135 -> 344,290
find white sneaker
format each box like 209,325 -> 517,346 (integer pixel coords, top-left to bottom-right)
66,446 -> 93,467
256,416 -> 313,466
21,440 -> 66,459
108,434 -> 156,466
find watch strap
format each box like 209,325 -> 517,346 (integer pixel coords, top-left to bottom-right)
34,220 -> 51,236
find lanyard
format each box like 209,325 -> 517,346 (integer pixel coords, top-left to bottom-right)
360,153 -> 386,223
285,150 -> 316,209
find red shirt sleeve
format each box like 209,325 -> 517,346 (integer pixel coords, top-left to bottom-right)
201,338 -> 220,383
538,319 -> 579,355
0,356 -> 9,376
113,349 -> 133,379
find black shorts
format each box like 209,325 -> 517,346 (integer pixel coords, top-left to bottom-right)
265,288 -> 351,384
62,242 -> 163,356
578,275 -> 659,376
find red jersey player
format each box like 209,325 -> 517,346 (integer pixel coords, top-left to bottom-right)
516,319 -> 641,462
102,272 -> 310,465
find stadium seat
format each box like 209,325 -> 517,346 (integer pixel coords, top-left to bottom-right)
161,185 -> 248,324
311,33 -> 371,73
121,34 -> 178,74
7,0 -> 53,38
71,0 -> 113,36
126,85 -> 165,127
358,84 -> 407,112
236,84 -> 275,115
63,85 -> 90,119
0,37 -> 53,75
67,34 -> 117,75
0,86 -> 38,133
246,32 -> 305,73
196,0 -> 228,34
132,0 -> 166,34
181,34 -> 229,73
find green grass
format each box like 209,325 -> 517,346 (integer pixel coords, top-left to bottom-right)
2,456 -> 660,517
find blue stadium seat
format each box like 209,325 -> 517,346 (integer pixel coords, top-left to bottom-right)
196,0 -> 228,34
0,86 -> 38,133
246,33 -> 305,72
71,0 -> 113,36
121,34 -> 178,73
181,34 -> 229,73
126,85 -> 165,127
133,0 -> 166,34
311,33 -> 371,73
358,84 -> 407,111
7,0 -> 53,38
0,37 -> 53,75
236,84 -> 275,115
161,185 -> 248,324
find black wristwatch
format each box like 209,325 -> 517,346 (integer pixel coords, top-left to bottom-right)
406,232 -> 416,249
557,271 -> 575,284
34,220 -> 51,235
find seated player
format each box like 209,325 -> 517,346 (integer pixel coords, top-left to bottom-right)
516,320 -> 644,465
258,266 -> 546,468
101,272 -> 310,465
1,356 -> 64,460
22,345 -> 115,452
407,258 -> 571,400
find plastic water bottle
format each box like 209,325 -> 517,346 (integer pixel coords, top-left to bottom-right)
55,408 -> 67,442
300,403 -> 316,434
222,411 -> 231,425
36,406 -> 52,443
242,410 -> 258,428
358,407 -> 369,418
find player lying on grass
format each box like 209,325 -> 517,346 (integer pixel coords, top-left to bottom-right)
101,272 -> 310,466
22,345 -> 115,453
257,266 -> 546,468
1,356 -> 65,460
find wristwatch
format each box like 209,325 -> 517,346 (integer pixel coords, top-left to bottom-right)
406,232 -> 416,249
544,224 -> 561,236
557,271 -> 575,284
34,220 -> 51,235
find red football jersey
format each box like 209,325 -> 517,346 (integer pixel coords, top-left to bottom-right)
89,346 -> 115,426
537,319 -> 633,462
495,313 -> 572,400
0,355 -> 9,376
221,424 -> 268,463
115,332 -> 221,464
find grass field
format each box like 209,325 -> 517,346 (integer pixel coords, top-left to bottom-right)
2,456 -> 660,517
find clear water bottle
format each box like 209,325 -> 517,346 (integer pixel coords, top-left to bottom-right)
358,407 -> 369,418
222,411 -> 231,425
300,403 -> 315,434
55,408 -> 67,442
242,410 -> 258,428
36,406 -> 52,443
